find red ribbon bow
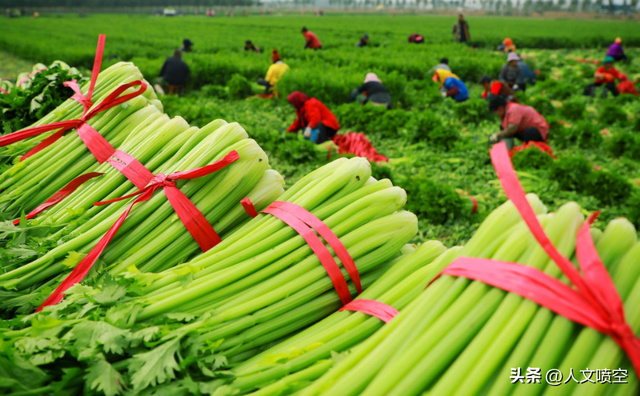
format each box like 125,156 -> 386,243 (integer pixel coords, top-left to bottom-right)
36,150 -> 239,312
0,35 -> 147,162
439,142 -> 640,377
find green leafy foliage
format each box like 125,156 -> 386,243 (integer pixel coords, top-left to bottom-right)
511,146 -> 554,170
549,154 -> 594,193
454,98 -> 491,125
227,74 -> 252,100
527,95 -> 556,116
598,103 -> 630,127
0,61 -> 86,134
608,130 -> 640,159
559,97 -> 586,121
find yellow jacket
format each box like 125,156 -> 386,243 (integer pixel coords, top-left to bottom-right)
266,61 -> 289,85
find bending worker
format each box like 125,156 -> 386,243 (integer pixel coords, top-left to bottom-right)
256,49 -> 289,94
499,52 -> 525,92
479,74 -> 515,100
606,37 -> 626,62
583,56 -> 621,98
433,69 -> 469,102
159,50 -> 190,96
302,27 -> 322,50
488,95 -> 549,145
349,73 -> 392,108
287,91 -> 340,144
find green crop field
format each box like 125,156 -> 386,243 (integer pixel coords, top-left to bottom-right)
2,13 -> 640,246
2,12 -> 640,396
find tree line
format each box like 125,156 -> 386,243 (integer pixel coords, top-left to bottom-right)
1,0 -> 256,8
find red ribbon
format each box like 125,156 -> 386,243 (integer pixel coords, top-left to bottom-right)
12,172 -> 104,226
36,150 -> 239,312
339,299 -> 399,323
17,67 -> 47,87
332,133 -> 388,164
437,142 -> 640,377
241,197 -> 259,218
0,35 -> 147,162
0,88 -> 8,95
263,202 -> 357,305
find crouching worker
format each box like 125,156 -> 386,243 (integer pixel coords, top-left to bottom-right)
488,96 -> 548,147
479,74 -> 515,101
349,73 -> 392,108
583,56 -> 621,98
287,91 -> 340,144
256,49 -> 289,94
433,69 -> 469,102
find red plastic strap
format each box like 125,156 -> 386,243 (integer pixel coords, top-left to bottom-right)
263,203 -> 353,305
241,197 -> 258,218
339,299 -> 399,323
17,67 -> 47,87
469,196 -> 478,215
37,150 -> 239,312
0,88 -> 8,95
437,142 -> 640,377
107,150 -> 155,190
269,201 -> 361,294
0,35 -> 147,164
12,172 -> 104,225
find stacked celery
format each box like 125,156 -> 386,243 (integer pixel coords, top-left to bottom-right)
0,121 -> 283,300
0,62 -> 161,217
292,199 -> 639,396
0,158 -> 420,396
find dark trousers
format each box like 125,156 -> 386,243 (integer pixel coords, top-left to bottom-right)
584,82 -> 619,98
613,54 -> 627,62
256,78 -> 272,94
516,127 -> 545,142
315,122 -> 337,144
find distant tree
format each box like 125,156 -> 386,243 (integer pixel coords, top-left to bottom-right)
569,0 -> 579,10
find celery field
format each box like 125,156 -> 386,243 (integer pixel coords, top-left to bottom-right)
1,13 -> 640,247
1,11 -> 640,396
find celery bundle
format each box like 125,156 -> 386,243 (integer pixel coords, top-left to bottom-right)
0,158 -> 419,395
295,198 -> 639,396
0,61 -> 161,217
0,121 -> 284,311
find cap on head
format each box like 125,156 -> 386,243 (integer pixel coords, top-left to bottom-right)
615,37 -> 622,44
507,52 -> 520,62
489,95 -> 507,111
604,55 -> 615,64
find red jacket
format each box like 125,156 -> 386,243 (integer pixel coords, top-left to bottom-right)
287,98 -> 340,132
304,31 -> 322,49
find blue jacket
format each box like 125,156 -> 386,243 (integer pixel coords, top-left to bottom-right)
444,77 -> 469,102
518,60 -> 536,85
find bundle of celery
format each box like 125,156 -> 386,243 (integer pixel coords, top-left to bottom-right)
297,199 -> 639,396
0,61 -> 161,217
0,60 -> 87,135
0,121 -> 283,311
0,158 -> 418,395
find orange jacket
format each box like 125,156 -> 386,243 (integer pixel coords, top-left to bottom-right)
304,31 -> 322,49
287,98 -> 340,132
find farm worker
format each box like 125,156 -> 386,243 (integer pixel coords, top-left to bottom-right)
427,58 -> 451,75
244,40 -> 260,53
452,14 -> 470,43
256,49 -> 289,94
287,91 -> 341,144
357,33 -> 369,47
488,96 -> 549,145
159,50 -> 190,96
518,58 -> 537,86
499,38 -> 516,53
181,39 -> 193,53
606,37 -> 627,62
349,73 -> 392,108
408,33 -> 425,44
499,52 -> 526,92
302,27 -> 322,50
583,56 -> 621,98
433,69 -> 469,102
479,75 -> 515,101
